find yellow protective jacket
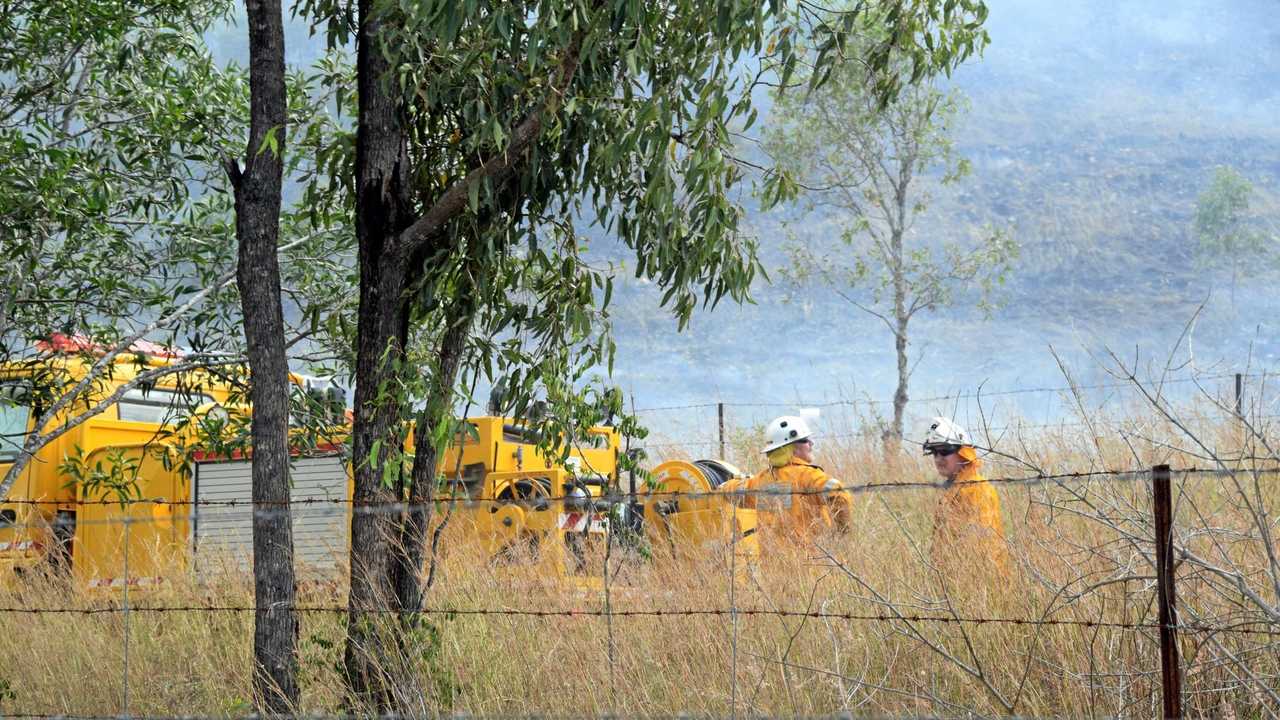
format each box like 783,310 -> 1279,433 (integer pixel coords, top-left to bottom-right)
719,459 -> 852,541
930,459 -> 1009,576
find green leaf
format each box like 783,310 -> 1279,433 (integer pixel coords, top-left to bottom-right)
255,125 -> 282,159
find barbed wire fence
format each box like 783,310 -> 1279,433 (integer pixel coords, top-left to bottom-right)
632,370 -> 1272,413
0,371 -> 1274,712
630,370 -> 1278,459
1,460 -> 1279,718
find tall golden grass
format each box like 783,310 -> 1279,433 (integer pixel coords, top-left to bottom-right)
1,401 -> 1277,717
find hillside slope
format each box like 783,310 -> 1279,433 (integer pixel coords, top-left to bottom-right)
597,0 -> 1280,433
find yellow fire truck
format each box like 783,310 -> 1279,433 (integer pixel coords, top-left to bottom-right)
0,337 -> 757,589
0,337 -> 238,587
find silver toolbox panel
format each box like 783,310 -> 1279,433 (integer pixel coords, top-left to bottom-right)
192,455 -> 350,576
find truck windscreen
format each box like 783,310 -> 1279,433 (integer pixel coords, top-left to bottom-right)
0,381 -> 32,464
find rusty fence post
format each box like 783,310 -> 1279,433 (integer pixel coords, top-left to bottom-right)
1152,463 -> 1183,720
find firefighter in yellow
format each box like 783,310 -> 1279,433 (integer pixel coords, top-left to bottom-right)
923,417 -> 1009,576
718,414 -> 852,544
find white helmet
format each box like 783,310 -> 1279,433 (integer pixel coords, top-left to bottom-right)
923,416 -> 969,455
763,415 -> 813,453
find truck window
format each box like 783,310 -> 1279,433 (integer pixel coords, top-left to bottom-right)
0,381 -> 32,463
289,382 -> 346,428
117,387 -> 215,425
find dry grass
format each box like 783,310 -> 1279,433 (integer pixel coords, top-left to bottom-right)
1,401 -> 1278,718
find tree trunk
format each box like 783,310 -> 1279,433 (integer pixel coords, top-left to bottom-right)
344,0 -> 414,709
342,3 -> 572,708
395,307 -> 475,619
892,317 -> 909,442
229,0 -> 297,713
1231,257 -> 1238,311
890,227 -> 909,444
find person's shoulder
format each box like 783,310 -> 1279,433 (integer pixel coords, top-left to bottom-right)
958,475 -> 998,498
788,459 -> 826,475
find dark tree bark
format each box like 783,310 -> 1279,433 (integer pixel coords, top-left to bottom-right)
342,4 -> 587,710
343,0 -> 414,706
227,0 -> 298,712
395,307 -> 475,617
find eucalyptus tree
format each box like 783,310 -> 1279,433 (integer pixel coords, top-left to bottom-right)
1,4 -> 355,711
224,0 -> 300,712
764,8 -> 1016,443
1193,165 -> 1268,308
282,0 -> 992,708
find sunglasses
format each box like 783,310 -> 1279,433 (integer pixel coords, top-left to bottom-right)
925,444 -> 960,457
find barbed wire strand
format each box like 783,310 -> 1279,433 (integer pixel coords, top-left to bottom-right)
2,602 -> 1280,640
641,412 -> 1280,449
631,371 -> 1269,413
0,707 -> 1146,712
0,602 -> 1276,636
0,466 -> 1278,535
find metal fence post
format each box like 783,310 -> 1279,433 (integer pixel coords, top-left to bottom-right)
718,402 -> 725,459
1228,371 -> 1239,417
1152,464 -> 1182,720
